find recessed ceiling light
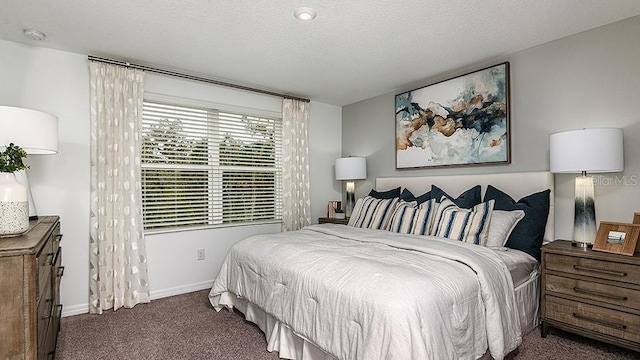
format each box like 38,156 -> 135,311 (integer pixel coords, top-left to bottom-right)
294,7 -> 316,21
23,29 -> 46,41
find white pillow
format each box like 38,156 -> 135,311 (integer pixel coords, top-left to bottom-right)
485,210 -> 525,247
431,197 -> 494,245
386,199 -> 438,235
349,196 -> 398,230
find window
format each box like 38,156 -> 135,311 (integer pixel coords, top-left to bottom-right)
141,100 -> 282,232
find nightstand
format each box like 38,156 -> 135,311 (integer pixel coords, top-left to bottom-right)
541,240 -> 640,352
318,217 -> 349,225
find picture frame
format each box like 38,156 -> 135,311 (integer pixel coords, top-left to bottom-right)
633,212 -> 640,225
395,62 -> 510,169
592,221 -> 640,256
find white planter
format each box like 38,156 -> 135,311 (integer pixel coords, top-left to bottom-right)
0,172 -> 29,237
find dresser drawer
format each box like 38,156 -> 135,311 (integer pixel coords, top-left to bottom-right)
37,238 -> 54,303
545,253 -> 640,286
37,281 -> 54,356
546,274 -> 640,311
546,295 -> 640,343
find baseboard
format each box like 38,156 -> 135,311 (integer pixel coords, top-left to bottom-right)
149,280 -> 214,300
62,303 -> 90,317
61,280 -> 214,318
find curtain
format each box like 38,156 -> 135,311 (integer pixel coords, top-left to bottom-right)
89,62 -> 150,314
281,99 -> 311,231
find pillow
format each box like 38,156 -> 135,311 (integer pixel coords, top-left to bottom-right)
368,187 -> 401,199
386,199 -> 438,235
350,196 -> 399,230
485,210 -> 525,247
431,185 -> 482,208
431,197 -> 494,245
484,185 -> 550,261
399,188 -> 432,205
347,198 -> 365,226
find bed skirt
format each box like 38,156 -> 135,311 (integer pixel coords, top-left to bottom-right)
214,272 -> 540,360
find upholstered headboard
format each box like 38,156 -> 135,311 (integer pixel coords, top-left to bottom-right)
376,171 -> 554,242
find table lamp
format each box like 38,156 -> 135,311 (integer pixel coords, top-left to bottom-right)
550,128 -> 623,247
335,157 -> 367,218
0,106 -> 59,219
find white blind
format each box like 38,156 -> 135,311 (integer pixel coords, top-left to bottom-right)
141,100 -> 282,232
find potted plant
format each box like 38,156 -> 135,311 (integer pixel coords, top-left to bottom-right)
0,143 -> 29,172
0,143 -> 30,237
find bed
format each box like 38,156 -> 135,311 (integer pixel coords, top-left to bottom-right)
209,171 -> 554,360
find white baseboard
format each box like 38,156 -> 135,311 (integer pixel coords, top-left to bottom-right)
62,303 -> 90,317
61,280 -> 214,318
149,280 -> 213,300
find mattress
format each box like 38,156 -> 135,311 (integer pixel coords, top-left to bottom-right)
492,247 -> 539,288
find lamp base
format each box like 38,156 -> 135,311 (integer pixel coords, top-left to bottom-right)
571,241 -> 592,249
344,181 -> 355,218
573,174 -> 597,245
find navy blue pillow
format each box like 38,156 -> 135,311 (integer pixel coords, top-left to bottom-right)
431,185 -> 481,209
399,188 -> 432,205
369,187 -> 401,199
484,185 -> 550,262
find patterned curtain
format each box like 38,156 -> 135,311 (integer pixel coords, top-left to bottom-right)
281,99 -> 311,231
89,62 -> 150,314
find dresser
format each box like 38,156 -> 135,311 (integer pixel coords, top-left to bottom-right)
0,216 -> 63,360
541,240 -> 640,352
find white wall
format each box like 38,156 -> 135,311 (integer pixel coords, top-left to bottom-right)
342,16 -> 640,240
0,39 -> 343,316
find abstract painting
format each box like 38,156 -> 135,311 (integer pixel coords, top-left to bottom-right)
395,62 -> 510,169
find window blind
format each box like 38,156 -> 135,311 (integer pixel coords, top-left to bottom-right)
141,100 -> 282,232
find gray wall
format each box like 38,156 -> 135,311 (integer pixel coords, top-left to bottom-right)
342,16 -> 640,240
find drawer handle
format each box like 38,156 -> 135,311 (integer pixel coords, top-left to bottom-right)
56,304 -> 63,319
56,234 -> 63,241
573,287 -> 628,301
573,312 -> 627,330
573,265 -> 627,277
42,299 -> 54,319
44,253 -> 55,266
57,266 -> 65,277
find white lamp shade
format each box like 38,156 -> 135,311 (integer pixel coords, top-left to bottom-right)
0,106 -> 58,154
550,128 -> 623,173
335,157 -> 367,180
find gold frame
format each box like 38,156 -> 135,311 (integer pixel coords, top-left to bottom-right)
592,221 -> 640,256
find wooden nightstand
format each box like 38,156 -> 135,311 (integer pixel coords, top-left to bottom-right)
318,217 -> 349,225
541,240 -> 640,352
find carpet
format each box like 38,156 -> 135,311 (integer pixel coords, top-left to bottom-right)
56,290 -> 639,359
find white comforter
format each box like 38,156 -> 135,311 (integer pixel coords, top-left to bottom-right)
209,224 -> 522,360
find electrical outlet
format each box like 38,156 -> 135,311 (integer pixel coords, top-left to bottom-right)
197,248 -> 205,261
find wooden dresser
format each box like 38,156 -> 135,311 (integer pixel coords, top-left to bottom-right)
541,240 -> 640,352
0,216 -> 63,360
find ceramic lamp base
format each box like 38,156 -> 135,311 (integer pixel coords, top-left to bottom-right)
573,174 -> 597,245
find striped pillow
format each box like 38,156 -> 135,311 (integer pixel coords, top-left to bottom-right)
431,197 -> 495,245
350,196 -> 398,230
386,199 -> 438,235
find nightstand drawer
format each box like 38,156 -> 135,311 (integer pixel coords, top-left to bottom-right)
546,295 -> 640,343
545,253 -> 640,286
546,274 -> 640,311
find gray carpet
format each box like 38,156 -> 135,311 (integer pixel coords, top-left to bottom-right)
56,290 -> 639,359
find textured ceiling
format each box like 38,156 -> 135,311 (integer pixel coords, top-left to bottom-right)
1,1 -> 640,106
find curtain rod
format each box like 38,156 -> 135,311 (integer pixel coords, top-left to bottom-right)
87,55 -> 310,103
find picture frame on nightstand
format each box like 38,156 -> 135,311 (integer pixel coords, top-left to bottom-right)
633,212 -> 640,224
592,221 -> 640,256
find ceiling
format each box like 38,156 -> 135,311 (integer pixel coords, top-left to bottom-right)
2,1 -> 640,106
